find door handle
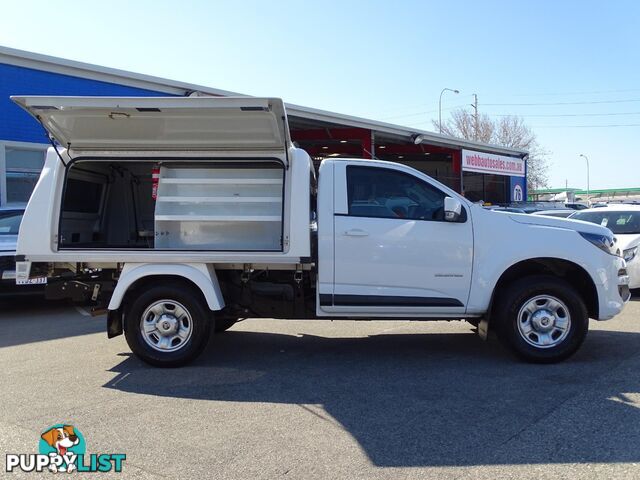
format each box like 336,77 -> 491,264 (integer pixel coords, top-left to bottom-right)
344,229 -> 369,237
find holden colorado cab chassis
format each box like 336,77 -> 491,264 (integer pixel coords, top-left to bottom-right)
12,95 -> 629,366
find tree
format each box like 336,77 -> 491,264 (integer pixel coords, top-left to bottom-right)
435,109 -> 549,192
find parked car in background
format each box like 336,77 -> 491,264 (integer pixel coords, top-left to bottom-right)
500,201 -> 584,214
533,209 -> 575,218
0,207 -> 44,296
484,206 -> 527,214
570,205 -> 640,289
564,203 -> 589,210
502,203 -> 548,213
0,207 -> 24,284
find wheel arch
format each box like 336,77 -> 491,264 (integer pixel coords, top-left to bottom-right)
108,263 -> 225,312
488,257 -> 598,322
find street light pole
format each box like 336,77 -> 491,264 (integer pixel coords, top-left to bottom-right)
439,88 -> 460,134
470,93 -> 478,140
579,154 -> 590,205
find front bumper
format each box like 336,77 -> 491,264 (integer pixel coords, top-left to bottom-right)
597,255 -> 630,320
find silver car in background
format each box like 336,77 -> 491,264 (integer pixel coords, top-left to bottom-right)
570,205 -> 640,289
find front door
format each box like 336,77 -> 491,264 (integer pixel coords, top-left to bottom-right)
327,162 -> 473,316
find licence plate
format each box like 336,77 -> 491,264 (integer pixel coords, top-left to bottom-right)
16,277 -> 47,285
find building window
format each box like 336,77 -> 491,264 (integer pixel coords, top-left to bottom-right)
462,172 -> 484,203
3,146 -> 47,205
462,171 -> 509,204
483,174 -> 509,204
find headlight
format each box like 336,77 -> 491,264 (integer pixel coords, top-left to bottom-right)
579,232 -> 616,255
623,246 -> 638,262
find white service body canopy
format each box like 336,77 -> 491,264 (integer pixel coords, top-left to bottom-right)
11,96 -> 290,152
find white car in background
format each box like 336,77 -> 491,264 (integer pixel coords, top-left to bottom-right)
570,205 -> 640,289
0,207 -> 25,282
532,209 -> 575,218
0,206 -> 45,295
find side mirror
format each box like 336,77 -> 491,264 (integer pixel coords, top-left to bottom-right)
444,196 -> 463,222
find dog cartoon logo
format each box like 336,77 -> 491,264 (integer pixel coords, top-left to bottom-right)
38,424 -> 86,473
41,426 -> 79,456
6,424 -> 125,474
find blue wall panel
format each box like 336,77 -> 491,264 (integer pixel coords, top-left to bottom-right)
0,63 -> 174,144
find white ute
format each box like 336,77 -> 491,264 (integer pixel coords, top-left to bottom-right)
12,96 -> 630,366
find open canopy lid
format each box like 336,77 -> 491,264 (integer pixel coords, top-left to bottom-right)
11,96 -> 290,152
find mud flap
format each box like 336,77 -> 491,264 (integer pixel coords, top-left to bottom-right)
107,309 -> 123,338
478,317 -> 489,340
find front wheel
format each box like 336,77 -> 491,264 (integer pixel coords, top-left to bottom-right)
494,275 -> 589,363
124,283 -> 212,367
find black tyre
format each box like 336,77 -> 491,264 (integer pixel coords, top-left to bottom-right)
124,282 -> 212,367
214,317 -> 238,333
494,275 -> 588,363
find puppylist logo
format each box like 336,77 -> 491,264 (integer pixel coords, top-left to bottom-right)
6,424 -> 126,473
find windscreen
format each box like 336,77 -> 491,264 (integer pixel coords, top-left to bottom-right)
571,210 -> 640,234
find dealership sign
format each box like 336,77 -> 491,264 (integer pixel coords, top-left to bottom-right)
461,150 -> 525,177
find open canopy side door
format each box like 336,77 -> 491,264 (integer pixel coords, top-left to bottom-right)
11,96 -> 291,156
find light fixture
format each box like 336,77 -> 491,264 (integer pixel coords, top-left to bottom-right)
398,155 -> 404,159
340,140 -> 347,143
424,152 -> 430,155
322,146 -> 328,149
379,145 -> 386,149
439,88 -> 460,134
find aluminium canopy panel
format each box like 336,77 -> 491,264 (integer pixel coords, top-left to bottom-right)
154,164 -> 284,251
11,96 -> 290,152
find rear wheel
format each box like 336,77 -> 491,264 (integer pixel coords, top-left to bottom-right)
495,275 -> 588,363
124,283 -> 212,367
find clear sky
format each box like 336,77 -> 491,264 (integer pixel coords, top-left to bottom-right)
2,0 -> 639,190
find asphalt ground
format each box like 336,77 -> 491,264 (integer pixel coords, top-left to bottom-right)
1,297 -> 640,479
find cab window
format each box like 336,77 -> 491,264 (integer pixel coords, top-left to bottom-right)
346,166 -> 450,221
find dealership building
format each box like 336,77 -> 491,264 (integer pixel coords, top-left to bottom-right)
0,46 -> 527,207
